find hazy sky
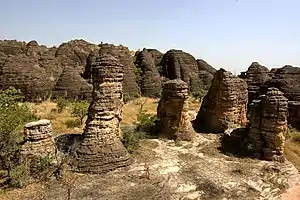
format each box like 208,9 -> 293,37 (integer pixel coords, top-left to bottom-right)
1,0 -> 299,73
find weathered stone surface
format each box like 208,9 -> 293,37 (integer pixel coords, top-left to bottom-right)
157,79 -> 195,141
21,119 -> 56,158
135,49 -> 162,97
197,59 -> 217,74
75,53 -> 131,173
240,62 -> 270,105
83,44 -> 139,101
160,50 -> 202,96
195,69 -> 248,133
248,87 -> 288,161
53,66 -> 92,100
262,65 -> 300,129
0,54 -> 53,101
147,49 -> 164,74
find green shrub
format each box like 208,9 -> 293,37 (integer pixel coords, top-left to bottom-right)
56,96 -> 70,113
65,119 -> 82,128
9,163 -> 30,188
122,126 -> 146,153
0,87 -> 38,177
30,154 -> 53,181
71,101 -> 89,125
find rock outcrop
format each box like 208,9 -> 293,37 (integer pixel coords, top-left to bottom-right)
262,65 -> 300,129
75,54 -> 131,173
160,50 -> 201,95
195,69 -> 248,133
241,62 -> 270,105
157,79 -> 195,141
197,59 -> 217,74
134,49 -> 162,97
248,88 -> 288,161
83,44 -> 139,101
147,49 -> 164,74
20,119 -> 56,158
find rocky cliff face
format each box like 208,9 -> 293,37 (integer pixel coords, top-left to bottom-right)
134,49 -> 162,97
195,69 -> 248,133
248,88 -> 288,161
241,62 -> 270,105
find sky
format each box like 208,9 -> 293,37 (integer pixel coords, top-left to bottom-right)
1,0 -> 300,73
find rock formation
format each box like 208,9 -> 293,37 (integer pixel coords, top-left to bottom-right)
197,59 -> 217,74
157,79 -> 195,141
20,119 -> 56,158
53,66 -> 92,100
195,69 -> 248,133
135,49 -> 162,97
75,53 -> 131,173
262,65 -> 300,129
240,62 -> 270,105
147,49 -> 164,74
83,44 -> 139,101
248,88 -> 288,161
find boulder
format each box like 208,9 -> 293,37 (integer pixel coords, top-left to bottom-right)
194,69 -> 248,133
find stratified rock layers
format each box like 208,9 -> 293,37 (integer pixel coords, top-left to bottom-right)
248,88 -> 288,161
195,69 -> 248,133
135,49 -> 162,97
157,79 -> 195,141
21,119 -> 56,158
75,54 -> 131,173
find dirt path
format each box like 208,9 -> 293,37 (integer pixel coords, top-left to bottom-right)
282,185 -> 300,200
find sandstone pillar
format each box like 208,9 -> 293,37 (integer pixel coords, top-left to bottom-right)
75,54 -> 131,173
21,119 -> 55,158
157,79 -> 195,141
248,87 -> 288,161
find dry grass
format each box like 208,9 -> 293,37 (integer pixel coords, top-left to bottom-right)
284,140 -> 300,171
29,101 -> 84,136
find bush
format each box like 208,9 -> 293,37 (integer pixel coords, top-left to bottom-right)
9,163 -> 30,188
0,87 -> 38,177
30,154 -> 54,181
56,96 -> 70,113
135,102 -> 157,133
65,119 -> 82,128
71,101 -> 89,125
122,126 -> 146,153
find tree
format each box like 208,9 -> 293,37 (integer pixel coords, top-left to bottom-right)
71,101 -> 89,125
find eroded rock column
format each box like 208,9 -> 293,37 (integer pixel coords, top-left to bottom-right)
21,119 -> 55,158
195,69 -> 248,133
75,54 -> 131,173
157,79 -> 195,141
248,87 -> 288,161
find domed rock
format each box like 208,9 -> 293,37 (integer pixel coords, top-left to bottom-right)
197,59 -> 217,74
0,54 -> 53,101
134,49 -> 162,97
194,69 -> 248,133
241,62 -> 270,105
53,66 -> 92,100
147,49 -> 164,74
83,44 -> 139,101
160,49 -> 203,96
25,40 -> 47,57
0,40 -> 26,56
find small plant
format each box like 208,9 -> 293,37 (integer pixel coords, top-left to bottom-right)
9,162 -> 30,188
135,101 -> 157,133
29,154 -> 53,181
65,119 -> 82,128
122,126 -> 146,153
70,101 -> 89,125
56,96 -> 69,113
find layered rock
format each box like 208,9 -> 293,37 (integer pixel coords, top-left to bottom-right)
21,119 -> 56,158
75,54 -> 131,173
83,44 -> 139,101
248,88 -> 288,161
157,79 -> 195,141
161,50 -> 203,95
53,66 -> 92,100
197,59 -> 217,74
262,65 -> 300,129
195,69 -> 248,133
241,62 -> 270,105
147,49 -> 164,74
134,49 -> 162,97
